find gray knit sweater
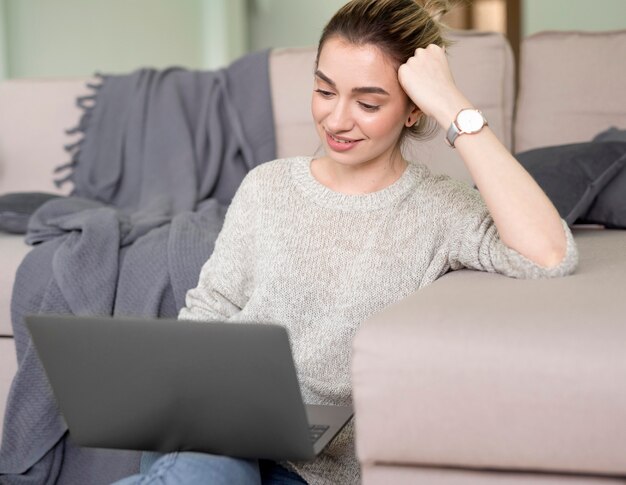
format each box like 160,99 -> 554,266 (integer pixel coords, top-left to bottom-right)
178,156 -> 578,485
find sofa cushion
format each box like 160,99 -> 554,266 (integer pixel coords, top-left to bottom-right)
515,30 -> 626,153
515,141 -> 626,225
353,229 -> 626,476
270,30 -> 514,185
593,127 -> 626,143
0,78 -> 92,195
582,128 -> 626,228
0,233 -> 32,336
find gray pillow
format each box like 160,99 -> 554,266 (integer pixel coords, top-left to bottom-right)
515,141 -> 626,226
584,128 -> 626,228
0,192 -> 62,234
593,126 -> 626,143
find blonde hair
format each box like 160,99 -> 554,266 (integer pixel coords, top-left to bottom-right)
317,0 -> 455,142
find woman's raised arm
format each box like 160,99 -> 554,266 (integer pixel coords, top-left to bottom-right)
398,44 -> 568,268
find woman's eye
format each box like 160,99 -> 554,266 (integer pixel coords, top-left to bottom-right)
358,102 -> 380,112
314,89 -> 334,98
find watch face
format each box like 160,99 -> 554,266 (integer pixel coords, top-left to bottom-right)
457,109 -> 485,133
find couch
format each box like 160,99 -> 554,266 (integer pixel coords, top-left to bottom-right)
351,31 -> 626,484
0,29 -> 625,483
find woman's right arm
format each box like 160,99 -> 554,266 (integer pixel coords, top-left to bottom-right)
178,173 -> 257,322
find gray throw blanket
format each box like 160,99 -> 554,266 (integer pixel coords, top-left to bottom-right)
0,49 -> 275,484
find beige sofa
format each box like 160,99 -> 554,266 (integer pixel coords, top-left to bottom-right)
352,31 -> 626,484
0,29 -> 625,483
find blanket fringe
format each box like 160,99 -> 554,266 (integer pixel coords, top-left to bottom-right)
55,73 -> 105,189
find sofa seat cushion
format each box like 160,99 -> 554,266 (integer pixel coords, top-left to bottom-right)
353,229 -> 626,476
0,233 -> 32,336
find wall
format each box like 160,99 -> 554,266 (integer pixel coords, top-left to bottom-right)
248,0 -> 346,51
4,0 -> 204,78
248,0 -> 626,50
0,0 -> 247,80
1,0 -> 625,80
0,1 -> 7,79
523,0 -> 626,36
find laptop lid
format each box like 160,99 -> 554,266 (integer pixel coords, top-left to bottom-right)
25,315 -> 352,461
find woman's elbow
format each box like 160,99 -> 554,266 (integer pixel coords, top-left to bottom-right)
536,235 -> 578,274
537,246 -> 567,269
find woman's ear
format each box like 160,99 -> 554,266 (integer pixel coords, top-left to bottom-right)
405,105 -> 422,128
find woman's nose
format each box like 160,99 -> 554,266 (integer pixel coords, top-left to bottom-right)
326,101 -> 353,132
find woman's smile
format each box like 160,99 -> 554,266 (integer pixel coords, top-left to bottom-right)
325,130 -> 363,151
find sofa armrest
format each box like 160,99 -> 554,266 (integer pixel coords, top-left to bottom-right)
352,229 -> 626,477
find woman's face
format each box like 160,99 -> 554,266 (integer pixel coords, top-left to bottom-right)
312,37 -> 415,169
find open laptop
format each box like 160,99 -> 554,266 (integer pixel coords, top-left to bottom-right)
25,315 -> 353,461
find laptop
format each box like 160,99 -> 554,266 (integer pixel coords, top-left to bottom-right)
25,314 -> 353,461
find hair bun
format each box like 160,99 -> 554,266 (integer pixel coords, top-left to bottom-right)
414,0 -> 454,22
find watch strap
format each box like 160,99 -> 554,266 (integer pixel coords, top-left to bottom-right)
445,121 -> 460,148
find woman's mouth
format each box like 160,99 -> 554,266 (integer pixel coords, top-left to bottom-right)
325,131 -> 362,152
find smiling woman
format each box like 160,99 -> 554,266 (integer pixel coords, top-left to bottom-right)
311,38 -> 416,193
112,1 -> 578,485
307,0 -> 452,194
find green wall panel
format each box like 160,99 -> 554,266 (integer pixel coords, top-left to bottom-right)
5,0 -> 205,78
524,0 -> 626,36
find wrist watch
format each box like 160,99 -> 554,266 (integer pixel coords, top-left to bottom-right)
445,108 -> 488,148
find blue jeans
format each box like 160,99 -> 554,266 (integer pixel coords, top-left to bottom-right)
111,451 -> 308,485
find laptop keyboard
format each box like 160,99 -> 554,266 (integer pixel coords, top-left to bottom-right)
309,424 -> 330,443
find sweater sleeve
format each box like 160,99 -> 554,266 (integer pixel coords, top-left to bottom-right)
443,179 -> 579,279
178,171 -> 257,322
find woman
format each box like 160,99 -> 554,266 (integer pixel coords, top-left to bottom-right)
114,0 -> 578,484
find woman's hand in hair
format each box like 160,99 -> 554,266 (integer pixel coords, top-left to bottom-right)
398,44 -> 471,128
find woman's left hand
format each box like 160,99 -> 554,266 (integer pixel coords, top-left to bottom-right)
398,44 -> 469,127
